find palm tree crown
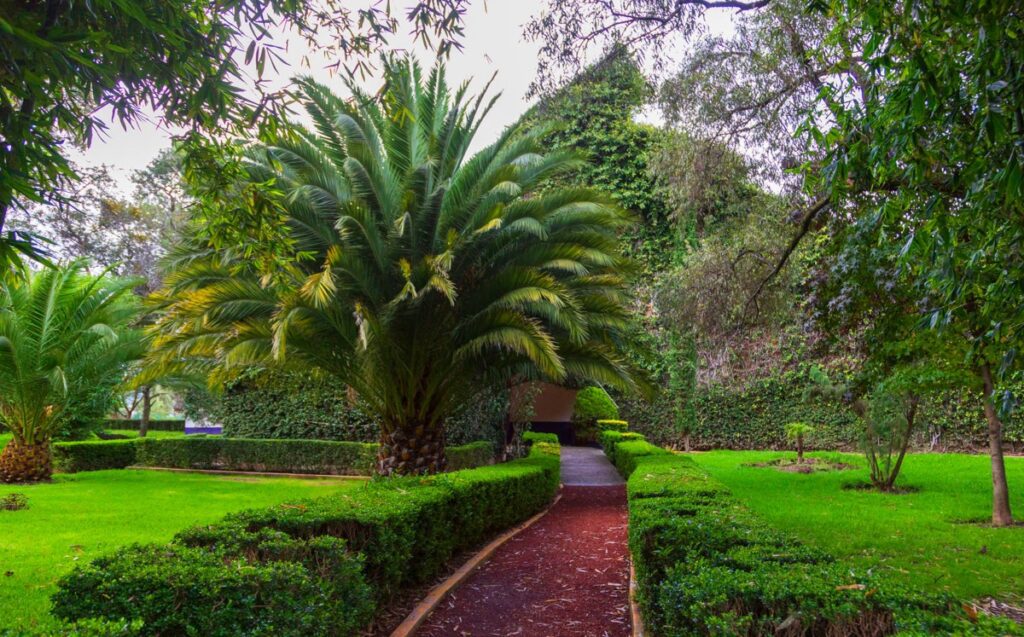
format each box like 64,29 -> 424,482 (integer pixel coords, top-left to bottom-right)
148,58 -> 643,474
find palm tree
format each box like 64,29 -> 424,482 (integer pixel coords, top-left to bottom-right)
146,59 -> 645,475
0,262 -> 142,482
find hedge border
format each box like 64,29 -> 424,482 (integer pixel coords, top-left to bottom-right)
52,441 -> 561,636
601,433 -> 1023,636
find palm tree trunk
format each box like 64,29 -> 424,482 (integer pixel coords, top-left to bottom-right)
980,363 -> 1014,526
0,438 -> 53,483
139,386 -> 152,438
378,423 -> 447,476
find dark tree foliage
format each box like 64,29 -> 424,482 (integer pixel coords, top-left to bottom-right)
0,0 -> 469,267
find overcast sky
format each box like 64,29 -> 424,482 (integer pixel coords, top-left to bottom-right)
72,1 -> 733,192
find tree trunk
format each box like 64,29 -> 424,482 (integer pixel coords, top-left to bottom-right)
378,423 -> 447,476
881,394 -> 918,491
980,364 -> 1014,526
139,386 -> 153,438
0,438 -> 53,483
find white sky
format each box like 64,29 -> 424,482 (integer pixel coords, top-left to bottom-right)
72,1 -> 735,193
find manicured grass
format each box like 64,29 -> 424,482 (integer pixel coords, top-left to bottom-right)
694,450 -> 1024,601
0,469 -> 360,631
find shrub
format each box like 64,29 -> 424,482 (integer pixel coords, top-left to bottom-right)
573,386 -> 620,443
53,441 -> 562,635
1,492 -> 28,511
135,438 -> 378,475
53,440 -> 138,473
446,441 -> 494,470
596,419 -> 628,432
52,538 -> 373,637
523,431 -> 559,446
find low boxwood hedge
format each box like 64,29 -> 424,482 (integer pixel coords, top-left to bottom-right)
52,440 -> 138,473
52,441 -> 561,635
603,433 -> 1022,636
104,419 -> 185,432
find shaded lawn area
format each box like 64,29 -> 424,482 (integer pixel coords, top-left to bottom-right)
0,469 -> 360,631
695,451 -> 1024,602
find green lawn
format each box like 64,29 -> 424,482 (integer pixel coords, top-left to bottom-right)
0,469 -> 360,631
694,450 -> 1024,601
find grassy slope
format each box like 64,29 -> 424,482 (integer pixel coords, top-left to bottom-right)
0,469 -> 359,630
695,450 -> 1024,601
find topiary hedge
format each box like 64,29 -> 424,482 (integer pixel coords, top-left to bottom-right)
619,371 -> 1024,452
603,433 -> 1023,636
52,441 -> 561,635
53,440 -> 138,473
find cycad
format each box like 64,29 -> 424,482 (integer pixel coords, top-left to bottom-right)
147,59 -> 644,475
0,262 -> 142,482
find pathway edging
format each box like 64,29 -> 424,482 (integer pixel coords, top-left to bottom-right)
389,491 -> 564,637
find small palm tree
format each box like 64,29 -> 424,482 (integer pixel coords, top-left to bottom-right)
785,421 -> 814,464
0,262 -> 142,482
145,59 -> 645,475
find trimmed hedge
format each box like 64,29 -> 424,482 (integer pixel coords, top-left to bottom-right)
50,437 -> 496,477
596,419 -> 628,432
105,419 -> 184,432
603,433 -> 1022,636
135,437 -> 379,476
620,372 -> 1024,453
523,431 -> 559,445
446,440 -> 494,470
53,440 -> 137,473
53,442 -> 561,634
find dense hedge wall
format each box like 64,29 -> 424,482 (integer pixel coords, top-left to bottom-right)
620,372 -> 1024,452
104,419 -> 184,432
603,434 -> 1022,636
53,441 -> 561,635
446,441 -> 494,471
186,370 -> 511,448
53,440 -> 138,473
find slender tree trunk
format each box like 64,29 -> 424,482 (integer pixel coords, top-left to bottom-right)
980,364 -> 1014,526
378,423 -> 447,476
0,438 -> 52,483
139,386 -> 153,438
883,395 -> 918,491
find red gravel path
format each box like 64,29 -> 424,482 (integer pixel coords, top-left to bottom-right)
416,485 -> 631,637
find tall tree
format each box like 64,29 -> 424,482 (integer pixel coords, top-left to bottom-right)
802,0 -> 1024,525
0,0 -> 469,267
144,59 -> 645,475
0,262 -> 142,482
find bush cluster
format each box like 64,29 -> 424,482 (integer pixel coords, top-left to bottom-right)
602,433 -> 1022,636
619,371 -> 1024,452
52,442 -> 561,635
52,440 -> 138,473
446,441 -> 494,470
573,386 -> 620,443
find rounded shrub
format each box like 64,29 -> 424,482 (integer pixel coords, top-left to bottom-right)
573,387 -> 619,443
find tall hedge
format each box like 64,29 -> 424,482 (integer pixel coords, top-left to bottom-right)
186,370 -> 509,447
620,372 -> 1024,452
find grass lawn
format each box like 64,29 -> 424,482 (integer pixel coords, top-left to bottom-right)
0,469 -> 361,631
694,450 -> 1024,602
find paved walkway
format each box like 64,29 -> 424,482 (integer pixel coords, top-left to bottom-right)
417,447 -> 630,637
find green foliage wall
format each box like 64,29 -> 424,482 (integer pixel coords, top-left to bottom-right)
621,372 -> 1024,452
186,370 -> 509,447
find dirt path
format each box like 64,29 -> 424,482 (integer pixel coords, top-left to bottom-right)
416,448 -> 630,637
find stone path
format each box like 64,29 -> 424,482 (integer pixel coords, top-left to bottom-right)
416,447 -> 630,637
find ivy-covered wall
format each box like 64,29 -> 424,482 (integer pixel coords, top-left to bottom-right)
621,372 -> 1024,453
